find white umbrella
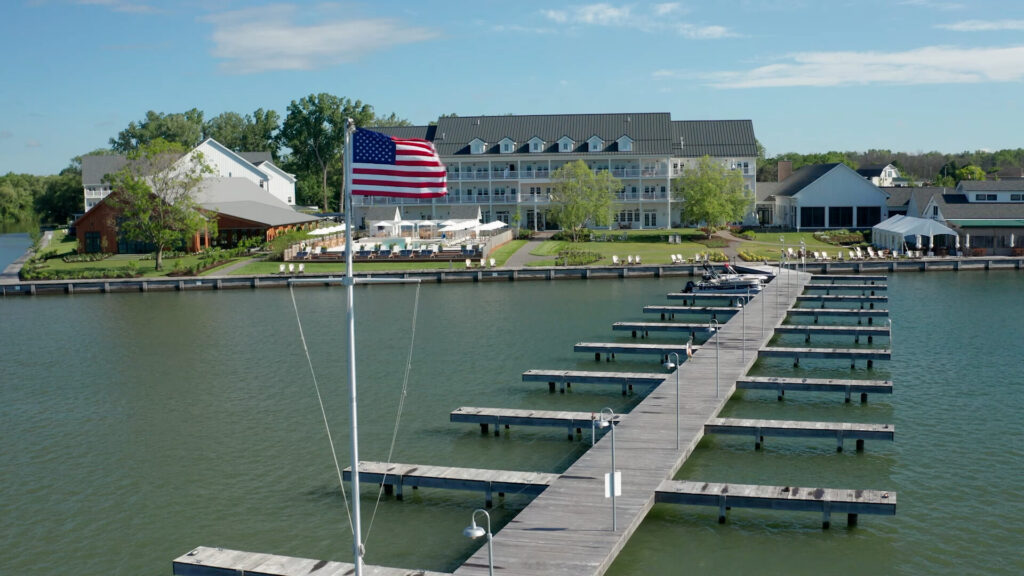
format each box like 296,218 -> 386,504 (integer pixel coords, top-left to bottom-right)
929,235 -> 934,249
955,234 -> 960,250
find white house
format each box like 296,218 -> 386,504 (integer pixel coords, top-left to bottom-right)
857,164 -> 903,187
756,163 -> 888,229
81,138 -> 296,211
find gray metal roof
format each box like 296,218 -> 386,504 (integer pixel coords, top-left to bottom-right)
770,163 -> 842,197
237,151 -> 272,164
957,179 -> 1024,193
196,178 -> 319,227
670,120 -> 757,157
856,165 -> 888,178
81,155 -> 128,186
934,193 -> 1024,219
371,125 -> 437,141
431,113 -> 674,156
881,186 -> 914,208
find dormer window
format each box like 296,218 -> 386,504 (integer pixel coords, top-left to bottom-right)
617,135 -> 633,152
587,136 -> 604,152
499,137 -> 516,154
557,136 -> 574,152
469,138 -> 487,155
527,136 -> 545,153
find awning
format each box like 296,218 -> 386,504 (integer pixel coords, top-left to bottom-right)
872,215 -> 958,252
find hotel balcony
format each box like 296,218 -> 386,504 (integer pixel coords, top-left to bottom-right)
446,167 -> 669,181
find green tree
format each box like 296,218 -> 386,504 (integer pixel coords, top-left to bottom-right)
35,171 -> 82,225
110,109 -> 205,152
107,139 -> 212,270
204,108 -> 281,158
548,160 -> 619,241
366,112 -> 412,127
203,111 -> 247,150
279,93 -> 374,212
955,164 -> 986,182
673,155 -> 749,238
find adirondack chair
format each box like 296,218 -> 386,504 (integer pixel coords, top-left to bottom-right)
627,255 -> 634,265
288,263 -> 295,273
279,264 -> 286,273
635,255 -> 642,264
612,255 -> 620,265
489,258 -> 496,267
298,263 -> 305,274
465,258 -> 472,268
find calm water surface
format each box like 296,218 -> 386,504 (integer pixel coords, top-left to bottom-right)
0,232 -> 31,270
1,270 -> 1021,575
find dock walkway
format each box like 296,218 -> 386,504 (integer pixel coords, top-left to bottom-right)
453,268 -> 812,575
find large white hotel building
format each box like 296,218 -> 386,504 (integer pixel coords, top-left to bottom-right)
360,113 -> 757,230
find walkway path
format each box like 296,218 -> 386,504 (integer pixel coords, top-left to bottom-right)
503,230 -> 556,267
454,267 -> 810,576
0,230 -> 51,284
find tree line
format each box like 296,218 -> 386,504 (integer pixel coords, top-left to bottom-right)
756,145 -> 1024,186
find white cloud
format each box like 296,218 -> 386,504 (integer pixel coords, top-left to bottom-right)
541,2 -> 734,38
202,4 -> 440,74
701,45 -> 1024,88
938,19 -> 1024,31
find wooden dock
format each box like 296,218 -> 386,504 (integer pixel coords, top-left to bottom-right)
774,324 -> 889,343
810,274 -> 887,284
795,294 -> 888,307
612,321 -> 715,339
642,304 -> 739,320
736,376 -> 893,402
172,546 -> 451,576
453,268 -> 823,576
521,369 -> 667,394
666,292 -> 754,306
757,346 -> 891,367
341,461 -> 558,508
804,283 -> 887,293
573,341 -> 700,361
704,417 -> 894,451
786,308 -> 889,324
655,481 -> 896,528
450,406 -> 618,440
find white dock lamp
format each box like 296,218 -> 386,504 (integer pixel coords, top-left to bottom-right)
663,351 -> 683,450
595,407 -> 618,531
463,509 -> 493,576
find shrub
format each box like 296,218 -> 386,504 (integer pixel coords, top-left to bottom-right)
62,252 -> 110,263
737,250 -> 763,261
736,230 -> 757,241
814,229 -> 864,245
554,247 -> 602,266
707,251 -> 729,262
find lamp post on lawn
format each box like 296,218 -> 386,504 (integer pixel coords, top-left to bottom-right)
710,319 -> 720,397
595,408 -> 618,530
663,351 -> 683,450
463,509 -> 493,576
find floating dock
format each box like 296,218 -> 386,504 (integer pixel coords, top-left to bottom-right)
612,321 -> 715,339
736,376 -> 893,402
666,292 -> 754,306
449,406 -> 617,440
642,305 -> 739,320
573,341 -> 700,361
810,274 -> 887,284
341,461 -> 558,508
773,324 -> 889,343
173,546 -> 450,576
757,346 -> 891,367
704,417 -> 894,451
786,308 -> 889,324
521,369 -> 667,394
795,294 -> 888,307
804,283 -> 887,294
655,481 -> 896,528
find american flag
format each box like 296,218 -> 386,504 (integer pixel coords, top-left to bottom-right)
350,128 -> 447,198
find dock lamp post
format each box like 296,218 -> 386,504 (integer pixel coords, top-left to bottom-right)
463,509 -> 494,576
739,298 -> 746,364
710,319 -> 720,397
663,351 -> 682,450
595,407 -> 618,531
800,240 -> 806,271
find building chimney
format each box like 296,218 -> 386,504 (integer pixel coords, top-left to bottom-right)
778,160 -> 793,182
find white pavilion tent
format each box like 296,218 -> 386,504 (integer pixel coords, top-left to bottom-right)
872,215 -> 958,254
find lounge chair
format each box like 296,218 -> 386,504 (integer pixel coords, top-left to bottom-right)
288,263 -> 295,273
489,258 -> 496,267
465,258 -> 472,268
612,255 -> 620,265
670,254 -> 679,264
635,255 -> 642,264
479,258 -> 486,268
627,255 -> 634,265
298,263 -> 305,274
279,264 -> 285,273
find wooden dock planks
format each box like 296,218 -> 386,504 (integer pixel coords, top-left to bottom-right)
796,294 -> 889,304
342,461 -> 558,507
172,546 -> 451,576
612,321 -> 716,337
810,274 -> 887,283
573,341 -> 700,359
522,369 -> 667,394
736,375 -> 893,402
450,406 -> 617,440
655,480 -> 896,528
704,417 -> 894,451
803,283 -> 887,292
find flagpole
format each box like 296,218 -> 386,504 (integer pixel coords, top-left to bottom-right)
342,117 -> 364,576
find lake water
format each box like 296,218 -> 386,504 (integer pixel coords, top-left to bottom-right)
0,261 -> 1021,575
0,232 -> 31,271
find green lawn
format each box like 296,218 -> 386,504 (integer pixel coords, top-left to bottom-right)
526,239 -> 725,266
731,231 -> 837,260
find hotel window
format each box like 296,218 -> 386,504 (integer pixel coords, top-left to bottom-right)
1012,194 -> 1023,201
975,194 -> 997,201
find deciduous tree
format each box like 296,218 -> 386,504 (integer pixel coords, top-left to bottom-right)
110,109 -> 205,152
673,155 -> 749,238
107,139 -> 212,270
548,160 -> 619,241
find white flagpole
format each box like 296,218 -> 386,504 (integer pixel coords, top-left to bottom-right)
342,118 -> 364,575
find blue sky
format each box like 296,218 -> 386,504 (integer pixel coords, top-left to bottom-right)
2,0 -> 1023,175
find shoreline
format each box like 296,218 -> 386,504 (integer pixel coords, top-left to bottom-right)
2,256 -> 1022,297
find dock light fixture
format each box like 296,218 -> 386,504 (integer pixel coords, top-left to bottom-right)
739,299 -> 746,364
710,319 -> 720,397
595,407 -> 618,531
463,509 -> 493,576
664,352 -> 682,450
